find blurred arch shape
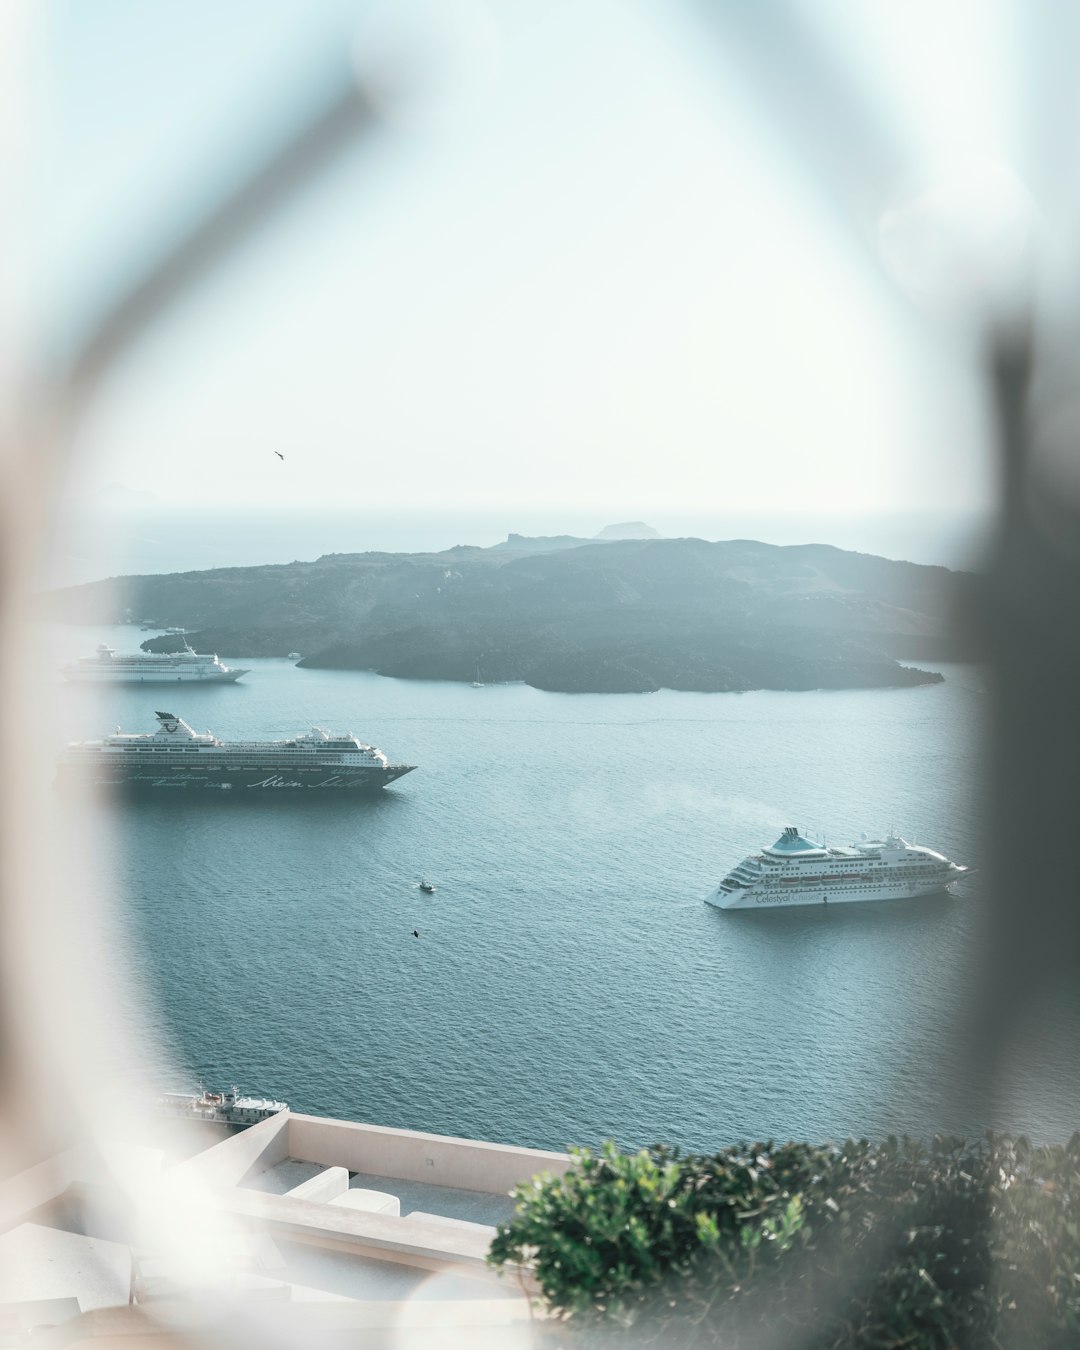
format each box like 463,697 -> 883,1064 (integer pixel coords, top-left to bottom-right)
2,0 -> 1079,1344
0,3 -> 398,1339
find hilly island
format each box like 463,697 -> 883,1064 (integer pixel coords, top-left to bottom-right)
47,535 -> 971,694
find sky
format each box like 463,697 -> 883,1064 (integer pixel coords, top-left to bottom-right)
17,0 -> 1056,562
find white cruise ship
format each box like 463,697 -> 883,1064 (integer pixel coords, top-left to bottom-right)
62,643 -> 248,684
705,826 -> 970,910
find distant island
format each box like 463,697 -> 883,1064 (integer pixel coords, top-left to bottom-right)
46,534 -> 972,694
593,521 -> 661,540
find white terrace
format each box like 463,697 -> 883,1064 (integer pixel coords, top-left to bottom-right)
0,1111 -> 572,1346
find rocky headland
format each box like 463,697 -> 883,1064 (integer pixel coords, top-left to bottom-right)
47,534 -> 972,694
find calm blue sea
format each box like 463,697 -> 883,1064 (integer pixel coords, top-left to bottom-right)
50,625 -> 1078,1153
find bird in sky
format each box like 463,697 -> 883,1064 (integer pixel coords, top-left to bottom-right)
411,929 -> 420,939
274,451 -> 284,461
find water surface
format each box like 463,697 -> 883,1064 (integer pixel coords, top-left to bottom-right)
54,628 -> 1074,1150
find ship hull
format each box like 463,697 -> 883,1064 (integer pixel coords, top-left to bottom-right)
705,874 -> 961,910
62,669 -> 247,683
57,763 -> 414,792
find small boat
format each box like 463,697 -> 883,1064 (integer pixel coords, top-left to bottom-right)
418,879 -> 435,894
157,1084 -> 287,1128
287,652 -> 301,660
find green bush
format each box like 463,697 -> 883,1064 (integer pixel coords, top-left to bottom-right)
488,1133 -> 1080,1349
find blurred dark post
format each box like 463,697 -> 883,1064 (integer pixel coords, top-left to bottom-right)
970,326 -> 1080,1113
695,0 -> 1078,1133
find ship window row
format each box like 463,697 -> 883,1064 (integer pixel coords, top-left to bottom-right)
137,754 -> 344,761
103,751 -> 346,761
118,747 -> 348,755
131,743 -> 355,753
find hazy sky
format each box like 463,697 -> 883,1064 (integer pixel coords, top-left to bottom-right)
27,0 -> 1039,529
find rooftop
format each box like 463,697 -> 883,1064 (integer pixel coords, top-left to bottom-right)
0,1110 -> 570,1345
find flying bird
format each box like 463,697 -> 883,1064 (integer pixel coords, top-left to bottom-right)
274,451 -> 284,461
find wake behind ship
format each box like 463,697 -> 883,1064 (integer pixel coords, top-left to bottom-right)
58,712 -> 415,793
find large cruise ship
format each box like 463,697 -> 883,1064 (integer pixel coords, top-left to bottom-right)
58,711 -> 415,793
62,643 -> 248,684
705,826 -> 970,910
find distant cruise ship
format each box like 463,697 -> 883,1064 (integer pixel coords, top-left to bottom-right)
62,643 -> 248,684
157,1085 -> 287,1128
59,711 -> 415,793
705,826 -> 970,909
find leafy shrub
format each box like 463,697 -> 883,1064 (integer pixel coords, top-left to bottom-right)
488,1133 -> 1080,1349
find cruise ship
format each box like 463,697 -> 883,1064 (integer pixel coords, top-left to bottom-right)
157,1086 -> 287,1128
705,826 -> 970,909
58,711 -> 416,792
62,643 -> 248,684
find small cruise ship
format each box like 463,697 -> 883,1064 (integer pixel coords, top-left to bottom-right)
705,826 -> 970,909
59,711 -> 416,793
157,1085 -> 287,1128
62,643 -> 248,684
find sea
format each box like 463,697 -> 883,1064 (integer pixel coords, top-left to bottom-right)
45,622 -> 1080,1154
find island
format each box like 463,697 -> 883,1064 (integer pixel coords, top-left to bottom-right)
46,534 -> 972,694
